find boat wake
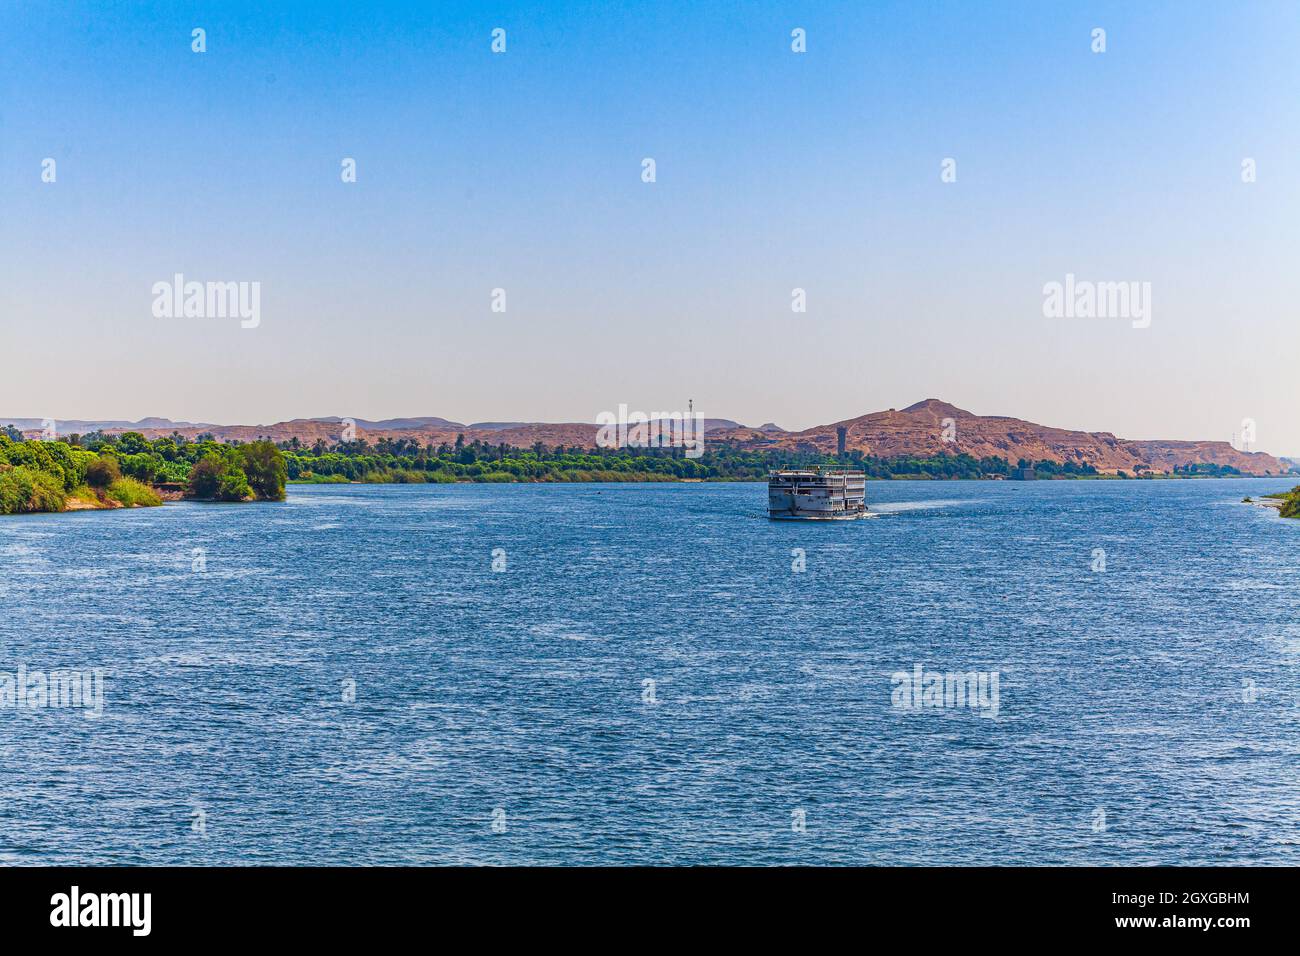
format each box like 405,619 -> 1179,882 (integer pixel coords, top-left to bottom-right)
869,499 -> 976,514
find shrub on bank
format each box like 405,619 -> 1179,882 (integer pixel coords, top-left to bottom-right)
84,455 -> 122,488
106,477 -> 163,508
216,470 -> 254,501
291,472 -> 350,484
239,440 -> 287,501
68,484 -> 101,505
1281,487 -> 1300,519
0,465 -> 67,514
188,442 -> 285,501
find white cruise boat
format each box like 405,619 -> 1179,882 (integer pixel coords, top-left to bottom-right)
768,468 -> 867,520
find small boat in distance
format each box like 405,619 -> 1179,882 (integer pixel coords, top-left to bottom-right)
768,468 -> 868,520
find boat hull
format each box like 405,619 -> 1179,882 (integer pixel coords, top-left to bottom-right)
768,511 -> 871,520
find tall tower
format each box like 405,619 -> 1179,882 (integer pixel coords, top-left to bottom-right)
836,426 -> 847,458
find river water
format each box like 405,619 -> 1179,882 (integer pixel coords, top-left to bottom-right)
1,478 -> 1297,864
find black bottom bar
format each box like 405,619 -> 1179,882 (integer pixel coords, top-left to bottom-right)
0,866 -> 1284,942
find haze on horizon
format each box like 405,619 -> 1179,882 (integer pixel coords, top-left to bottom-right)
3,1 -> 1298,453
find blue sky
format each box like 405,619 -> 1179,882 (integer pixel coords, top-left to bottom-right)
2,1 -> 1298,452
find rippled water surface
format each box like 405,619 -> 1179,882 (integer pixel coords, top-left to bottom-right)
1,479 -> 1297,865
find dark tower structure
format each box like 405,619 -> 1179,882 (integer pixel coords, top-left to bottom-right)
836,426 -> 847,458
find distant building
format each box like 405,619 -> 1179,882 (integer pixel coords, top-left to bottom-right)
1012,465 -> 1036,481
836,426 -> 847,458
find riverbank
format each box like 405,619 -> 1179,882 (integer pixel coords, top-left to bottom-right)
1244,488 -> 1300,518
1250,497 -> 1285,510
1,434 -> 287,515
289,471 -> 1296,486
61,478 -> 166,512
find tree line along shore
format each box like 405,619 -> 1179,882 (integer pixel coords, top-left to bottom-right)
1,429 -> 1296,517
0,431 -> 285,515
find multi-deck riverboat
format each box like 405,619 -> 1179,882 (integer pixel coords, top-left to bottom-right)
767,468 -> 867,520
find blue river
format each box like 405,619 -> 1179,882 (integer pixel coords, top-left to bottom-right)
1,478 -> 1297,865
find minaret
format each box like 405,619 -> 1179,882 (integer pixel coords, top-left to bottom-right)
687,399 -> 695,457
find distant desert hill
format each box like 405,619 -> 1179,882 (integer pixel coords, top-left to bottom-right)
312,416 -> 465,430
0,416 -> 216,433
708,399 -> 1288,475
4,400 -> 1289,475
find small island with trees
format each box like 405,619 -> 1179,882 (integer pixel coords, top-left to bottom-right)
0,430 -> 286,515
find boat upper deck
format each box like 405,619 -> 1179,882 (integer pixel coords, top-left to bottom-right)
768,469 -> 865,478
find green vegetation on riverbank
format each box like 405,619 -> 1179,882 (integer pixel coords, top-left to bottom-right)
2,425 -> 1284,515
1266,487 -> 1300,518
0,431 -> 285,514
1,433 -> 101,514
280,436 -> 1100,483
282,437 -> 1266,483
278,438 -> 1270,484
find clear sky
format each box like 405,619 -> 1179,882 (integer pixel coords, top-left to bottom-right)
2,1 -> 1298,453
